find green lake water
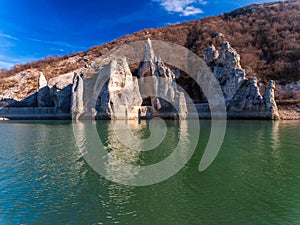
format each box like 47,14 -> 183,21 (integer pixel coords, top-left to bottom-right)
0,120 -> 299,225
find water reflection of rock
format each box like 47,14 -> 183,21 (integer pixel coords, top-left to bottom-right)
104,120 -> 142,183
104,120 -> 196,185
270,121 -> 283,170
73,120 -> 137,224
74,119 -> 198,186
100,118 -> 191,223
271,121 -> 280,151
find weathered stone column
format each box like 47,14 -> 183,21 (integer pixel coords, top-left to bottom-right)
71,73 -> 85,121
265,80 -> 280,120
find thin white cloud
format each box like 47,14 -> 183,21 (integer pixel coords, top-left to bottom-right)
0,55 -> 37,70
0,61 -> 15,70
28,38 -> 87,51
49,47 -> 65,52
28,38 -> 75,49
0,33 -> 19,40
0,33 -> 84,50
153,0 -> 206,16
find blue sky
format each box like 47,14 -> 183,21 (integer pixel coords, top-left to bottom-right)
0,0 -> 274,69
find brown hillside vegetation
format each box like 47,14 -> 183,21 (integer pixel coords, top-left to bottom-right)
0,0 -> 299,94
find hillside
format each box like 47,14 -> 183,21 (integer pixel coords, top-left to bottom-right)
0,0 -> 299,101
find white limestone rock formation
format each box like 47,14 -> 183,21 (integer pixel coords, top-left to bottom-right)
37,72 -> 52,107
212,41 -> 246,101
229,77 -> 265,111
203,41 -> 279,119
202,45 -> 219,65
96,58 -> 142,119
71,73 -> 85,120
265,80 -> 280,119
38,72 -> 47,88
29,39 -> 279,120
138,38 -> 186,118
178,92 -> 188,119
48,73 -> 74,113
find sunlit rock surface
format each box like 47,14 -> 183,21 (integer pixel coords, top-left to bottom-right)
203,42 -> 279,119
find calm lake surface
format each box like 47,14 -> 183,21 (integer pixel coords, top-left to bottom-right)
0,120 -> 299,225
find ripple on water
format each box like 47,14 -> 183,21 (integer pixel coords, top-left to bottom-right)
0,120 -> 299,224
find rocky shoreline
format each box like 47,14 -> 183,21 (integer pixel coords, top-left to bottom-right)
278,106 -> 300,120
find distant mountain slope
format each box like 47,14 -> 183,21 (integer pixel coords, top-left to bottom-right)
0,0 -> 299,96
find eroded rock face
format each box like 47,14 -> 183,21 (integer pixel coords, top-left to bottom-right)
71,73 -> 84,120
203,41 -> 279,119
108,58 -> 142,119
95,58 -> 142,119
32,39 -> 279,120
229,78 -> 265,111
265,80 -> 280,119
91,39 -> 188,119
202,45 -> 219,65
48,73 -> 73,113
205,42 -> 246,101
37,72 -> 52,107
138,38 -> 186,118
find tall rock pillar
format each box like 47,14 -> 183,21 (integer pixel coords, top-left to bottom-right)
265,80 -> 280,120
71,73 -> 85,120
